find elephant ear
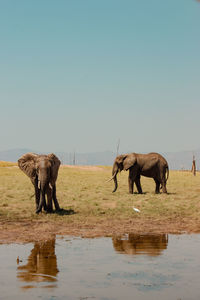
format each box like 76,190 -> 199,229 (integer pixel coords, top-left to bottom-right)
47,153 -> 61,183
18,153 -> 38,179
123,154 -> 137,171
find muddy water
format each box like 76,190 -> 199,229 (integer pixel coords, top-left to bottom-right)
0,234 -> 200,300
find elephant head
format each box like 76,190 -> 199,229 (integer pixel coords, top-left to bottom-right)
111,154 -> 136,192
18,153 -> 61,213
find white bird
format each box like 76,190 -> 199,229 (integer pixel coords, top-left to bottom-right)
133,207 -> 140,213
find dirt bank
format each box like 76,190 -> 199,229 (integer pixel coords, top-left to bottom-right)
1,217 -> 200,244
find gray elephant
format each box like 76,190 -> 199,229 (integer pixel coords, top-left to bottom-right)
110,152 -> 169,194
18,153 -> 61,214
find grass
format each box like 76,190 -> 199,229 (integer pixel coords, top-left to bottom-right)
1,165 -> 200,238
0,161 -> 17,167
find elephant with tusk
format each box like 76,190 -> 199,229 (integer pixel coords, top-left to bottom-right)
18,153 -> 61,214
110,152 -> 169,194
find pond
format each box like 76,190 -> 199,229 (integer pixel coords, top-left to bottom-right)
0,234 -> 200,300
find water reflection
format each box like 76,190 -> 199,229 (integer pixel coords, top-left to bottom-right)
1,234 -> 199,299
112,234 -> 168,256
17,238 -> 58,284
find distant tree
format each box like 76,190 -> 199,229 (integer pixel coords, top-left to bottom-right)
191,155 -> 196,176
116,139 -> 120,156
73,150 -> 76,165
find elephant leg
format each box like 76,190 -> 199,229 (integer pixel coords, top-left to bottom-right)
154,179 -> 160,194
43,195 -> 47,211
135,176 -> 143,194
128,168 -> 138,194
161,179 -> 167,193
34,178 -> 40,210
36,190 -> 46,214
46,186 -> 53,213
35,191 -> 40,210
160,169 -> 167,193
128,176 -> 134,194
52,185 -> 60,211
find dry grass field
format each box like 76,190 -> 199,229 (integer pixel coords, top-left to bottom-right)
1,162 -> 200,243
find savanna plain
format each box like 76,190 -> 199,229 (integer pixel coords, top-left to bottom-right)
1,162 -> 200,244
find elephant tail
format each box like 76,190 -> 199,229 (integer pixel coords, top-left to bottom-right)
165,165 -> 169,181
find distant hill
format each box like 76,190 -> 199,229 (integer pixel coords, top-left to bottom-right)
0,149 -> 34,163
0,149 -> 116,166
0,148 -> 200,170
56,151 -> 116,166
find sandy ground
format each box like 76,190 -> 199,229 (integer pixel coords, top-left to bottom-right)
1,217 -> 200,244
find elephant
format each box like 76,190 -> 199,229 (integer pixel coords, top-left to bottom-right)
109,152 -> 169,194
18,153 -> 61,214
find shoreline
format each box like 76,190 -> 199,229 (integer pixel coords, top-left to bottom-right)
1,217 -> 200,244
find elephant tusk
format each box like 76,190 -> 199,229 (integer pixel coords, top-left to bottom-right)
38,180 -> 41,189
49,183 -> 53,189
106,172 -> 117,182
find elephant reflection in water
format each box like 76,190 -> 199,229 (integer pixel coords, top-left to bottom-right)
17,239 -> 58,283
113,234 -> 168,256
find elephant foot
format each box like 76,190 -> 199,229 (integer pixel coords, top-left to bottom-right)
137,189 -> 143,194
55,207 -> 62,212
54,203 -> 61,211
35,204 -> 43,214
46,205 -> 53,213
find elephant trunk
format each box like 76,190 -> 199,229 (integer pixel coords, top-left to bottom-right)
38,169 -> 49,191
112,175 -> 118,193
36,189 -> 46,214
112,163 -> 119,193
36,170 -> 49,213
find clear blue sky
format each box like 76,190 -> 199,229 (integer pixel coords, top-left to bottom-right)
0,0 -> 200,153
